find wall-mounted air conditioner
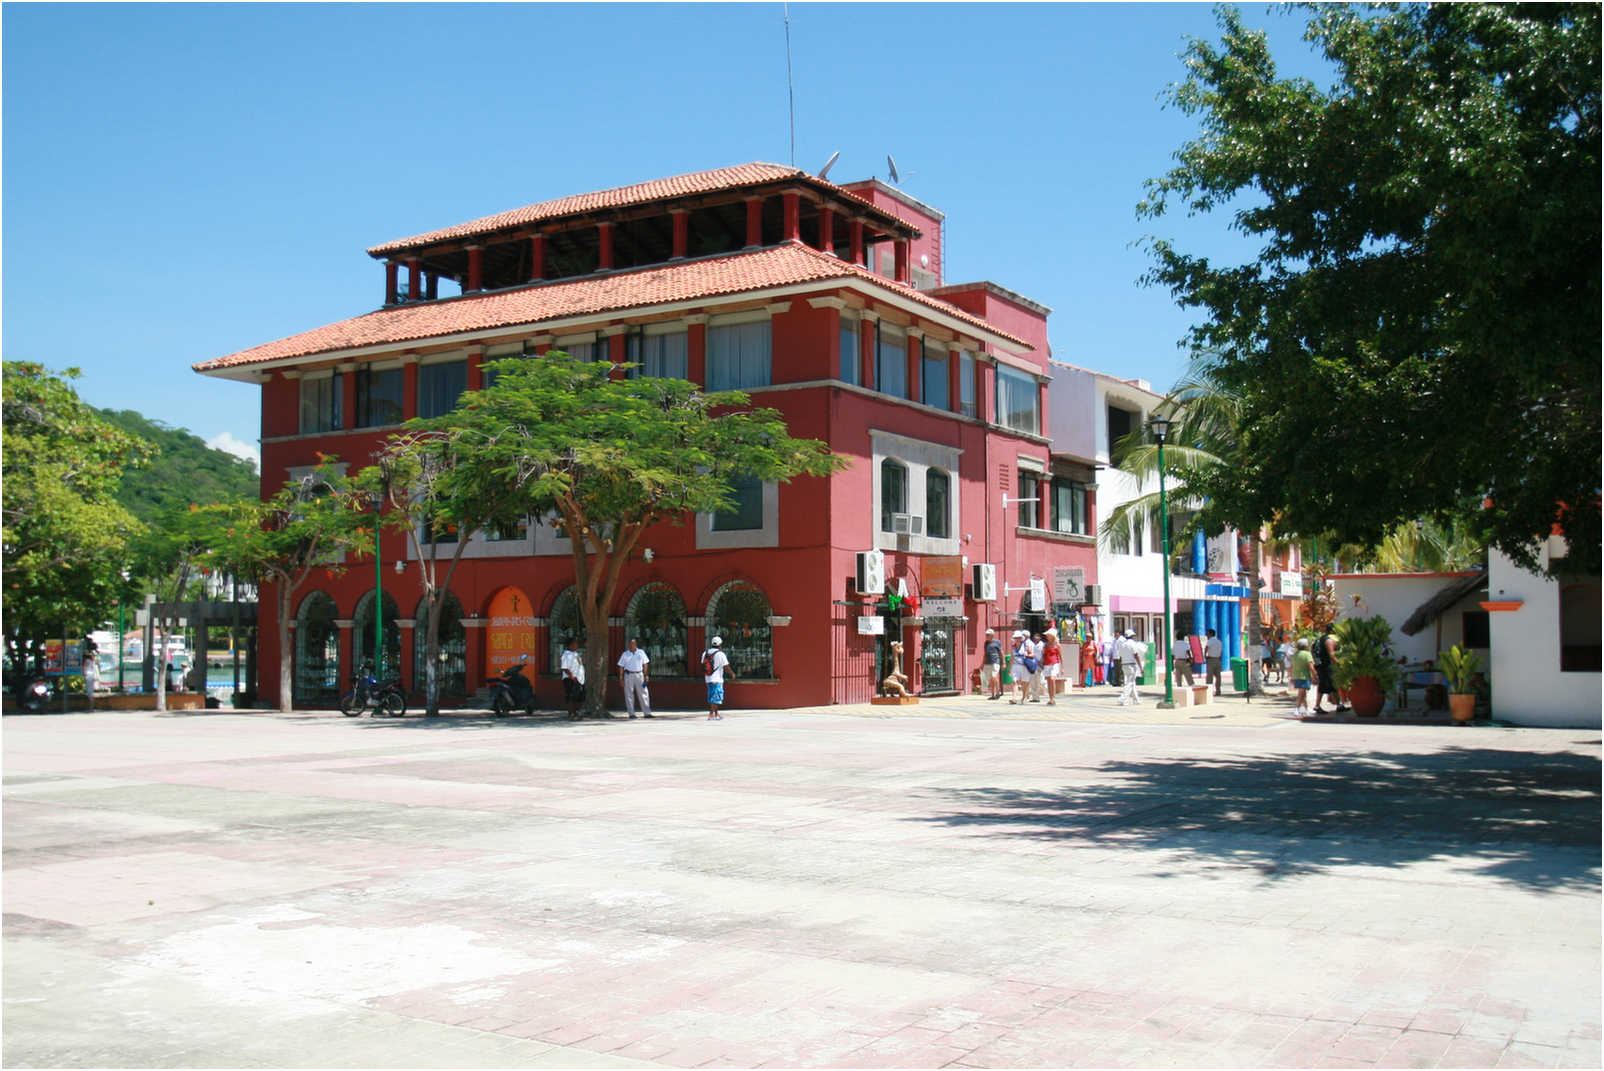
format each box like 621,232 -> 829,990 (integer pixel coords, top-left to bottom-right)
972,563 -> 997,601
1082,584 -> 1102,605
891,513 -> 923,536
855,550 -> 885,594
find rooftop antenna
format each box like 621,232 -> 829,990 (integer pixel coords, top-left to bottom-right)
783,4 -> 796,166
817,150 -> 840,181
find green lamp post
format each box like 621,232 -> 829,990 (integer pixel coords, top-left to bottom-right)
1149,413 -> 1175,709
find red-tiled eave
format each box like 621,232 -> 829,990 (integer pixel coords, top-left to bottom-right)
366,162 -> 911,258
194,243 -> 1031,375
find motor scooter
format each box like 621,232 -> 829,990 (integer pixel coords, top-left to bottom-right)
489,655 -> 537,716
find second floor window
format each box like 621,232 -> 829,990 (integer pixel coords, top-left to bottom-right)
355,366 -> 403,428
299,373 -> 341,434
958,351 -> 976,417
418,361 -> 467,419
996,367 -> 1040,434
881,458 -> 908,533
712,473 -> 764,532
627,330 -> 688,380
922,340 -> 949,411
926,469 -> 951,539
839,318 -> 860,386
1017,471 -> 1040,529
707,320 -> 771,390
1054,482 -> 1089,535
876,324 -> 907,399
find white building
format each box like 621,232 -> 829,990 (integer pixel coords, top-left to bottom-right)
1485,541 -> 1600,728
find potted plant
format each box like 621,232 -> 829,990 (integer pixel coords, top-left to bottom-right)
1333,615 -> 1403,717
1438,644 -> 1482,723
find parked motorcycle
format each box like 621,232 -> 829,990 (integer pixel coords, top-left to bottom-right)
489,655 -> 536,716
17,676 -> 52,713
341,663 -> 406,718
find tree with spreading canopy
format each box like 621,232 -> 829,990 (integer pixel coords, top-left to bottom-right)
1139,3 -> 1599,577
205,461 -> 370,710
423,351 -> 844,717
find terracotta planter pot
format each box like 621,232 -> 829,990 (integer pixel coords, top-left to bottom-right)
1348,675 -> 1385,717
1449,693 -> 1476,722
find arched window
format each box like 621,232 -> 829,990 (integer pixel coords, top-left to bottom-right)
880,458 -> 908,533
706,581 -> 774,679
926,468 -> 951,539
548,586 -> 586,674
624,583 -> 688,677
413,592 -> 467,696
294,591 -> 340,705
352,590 -> 401,678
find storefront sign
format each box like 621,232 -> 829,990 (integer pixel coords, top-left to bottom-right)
924,556 -> 965,599
485,587 -> 539,676
1028,576 -> 1047,611
856,616 -> 885,636
1278,572 -> 1304,598
921,597 -> 963,619
1052,566 -> 1086,604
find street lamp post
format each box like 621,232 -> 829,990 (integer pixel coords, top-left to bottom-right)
1149,414 -> 1175,709
372,494 -> 383,677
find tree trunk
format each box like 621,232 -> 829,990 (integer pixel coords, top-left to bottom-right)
424,592 -> 442,716
1245,533 -> 1265,696
277,581 -> 295,712
580,604 -> 611,717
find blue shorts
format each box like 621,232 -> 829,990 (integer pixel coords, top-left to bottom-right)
1293,678 -> 1311,690
706,682 -> 725,705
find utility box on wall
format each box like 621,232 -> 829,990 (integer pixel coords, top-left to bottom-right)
972,563 -> 997,601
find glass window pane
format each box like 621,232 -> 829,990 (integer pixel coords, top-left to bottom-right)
625,584 -> 689,677
926,469 -> 950,539
996,368 -> 1039,434
628,331 -> 688,379
708,583 -> 773,678
1017,472 -> 1039,529
713,474 -> 764,531
881,459 -> 907,532
922,340 -> 949,411
418,361 -> 467,418
356,366 -> 404,428
839,319 -> 860,385
959,352 -> 976,417
707,321 -> 771,391
299,375 -> 341,434
877,326 -> 907,399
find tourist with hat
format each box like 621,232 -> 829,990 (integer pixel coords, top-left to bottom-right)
701,635 -> 734,720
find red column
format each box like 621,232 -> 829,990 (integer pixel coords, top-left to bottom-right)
384,262 -> 399,305
607,330 -> 626,379
407,260 -> 422,303
530,234 -> 545,281
467,247 -> 483,292
782,192 -> 800,242
340,366 -> 357,429
745,198 -> 763,247
397,624 -> 415,699
907,333 -> 922,404
597,222 -> 614,270
466,348 -> 484,391
687,317 -> 708,385
850,220 -> 864,265
672,211 -> 688,258
895,239 -> 910,283
1039,476 -> 1052,532
463,621 -> 485,696
337,624 -> 354,695
860,316 -> 877,390
947,344 -> 961,413
426,274 -> 438,300
402,359 -> 419,419
818,205 -> 835,254
978,358 -> 994,425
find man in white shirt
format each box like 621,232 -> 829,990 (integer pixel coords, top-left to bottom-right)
560,638 -> 585,719
703,635 -> 733,720
1205,629 -> 1225,696
617,638 -> 652,718
1171,632 -> 1196,687
1119,630 -> 1147,706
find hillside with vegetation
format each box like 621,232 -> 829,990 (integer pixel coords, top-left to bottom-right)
96,408 -> 257,521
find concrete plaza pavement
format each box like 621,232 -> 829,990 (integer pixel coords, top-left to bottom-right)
4,690 -> 1599,1068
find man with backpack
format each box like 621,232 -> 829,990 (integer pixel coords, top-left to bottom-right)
702,635 -> 734,720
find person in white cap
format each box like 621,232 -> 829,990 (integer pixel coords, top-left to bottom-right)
1009,630 -> 1035,705
980,629 -> 1004,699
1041,628 -> 1063,705
1118,629 -> 1147,706
701,635 -> 733,720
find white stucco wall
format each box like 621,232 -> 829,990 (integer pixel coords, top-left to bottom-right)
1487,546 -> 1601,728
1328,573 -> 1488,667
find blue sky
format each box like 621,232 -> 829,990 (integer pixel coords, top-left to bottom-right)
3,3 -> 1325,467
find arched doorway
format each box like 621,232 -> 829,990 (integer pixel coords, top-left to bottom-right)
414,592 -> 467,696
546,586 -> 585,674
706,581 -> 773,679
294,591 -> 340,705
485,587 -> 538,680
624,583 -> 688,677
352,590 -> 401,677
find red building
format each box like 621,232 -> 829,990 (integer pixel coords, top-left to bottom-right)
196,163 -> 1099,710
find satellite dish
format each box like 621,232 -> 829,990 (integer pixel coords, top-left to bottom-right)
886,154 -> 900,184
817,151 -> 840,180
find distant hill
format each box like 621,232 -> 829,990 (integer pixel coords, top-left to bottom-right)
96,408 -> 258,522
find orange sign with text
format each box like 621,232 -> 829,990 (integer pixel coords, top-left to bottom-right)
924,556 -> 965,599
485,587 -> 539,677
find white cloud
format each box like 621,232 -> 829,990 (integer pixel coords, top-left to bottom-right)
206,432 -> 260,471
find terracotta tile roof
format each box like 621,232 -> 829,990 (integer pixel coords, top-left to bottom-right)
194,243 -> 1030,374
366,162 -> 902,257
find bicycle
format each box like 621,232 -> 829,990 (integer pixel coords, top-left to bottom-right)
340,663 -> 406,718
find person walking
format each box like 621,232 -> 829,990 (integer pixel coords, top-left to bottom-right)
1171,630 -> 1195,688
1026,631 -> 1047,702
560,637 -> 585,719
1313,624 -> 1348,713
1118,629 -> 1146,706
702,635 -> 734,720
980,629 -> 1004,700
616,638 -> 652,718
1041,628 -> 1063,705
80,634 -> 100,710
1205,628 -> 1225,696
1290,637 -> 1317,716
1008,631 -> 1033,705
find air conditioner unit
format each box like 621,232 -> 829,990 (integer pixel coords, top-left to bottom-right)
855,550 -> 885,594
891,513 -> 923,536
972,563 -> 997,601
1082,583 -> 1102,605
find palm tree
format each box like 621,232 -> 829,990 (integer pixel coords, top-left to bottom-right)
1102,358 -> 1274,695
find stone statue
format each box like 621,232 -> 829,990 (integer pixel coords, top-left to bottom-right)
880,640 -> 912,697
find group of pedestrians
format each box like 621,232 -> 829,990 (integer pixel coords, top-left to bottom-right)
978,627 -> 1064,705
556,635 -> 735,721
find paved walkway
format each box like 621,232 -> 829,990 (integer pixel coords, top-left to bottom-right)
4,699 -> 1598,1068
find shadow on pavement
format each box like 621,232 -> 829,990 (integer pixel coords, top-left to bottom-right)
914,745 -> 1602,892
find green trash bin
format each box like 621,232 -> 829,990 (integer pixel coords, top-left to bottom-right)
1138,649 -> 1153,685
1230,656 -> 1248,692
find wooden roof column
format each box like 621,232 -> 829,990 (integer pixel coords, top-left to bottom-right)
530,234 -> 546,282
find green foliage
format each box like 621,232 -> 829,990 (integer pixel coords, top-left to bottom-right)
412,352 -> 844,714
1438,643 -> 1483,695
1333,614 -> 1402,693
1141,3 -> 1600,577
96,407 -> 258,523
2,362 -> 150,639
